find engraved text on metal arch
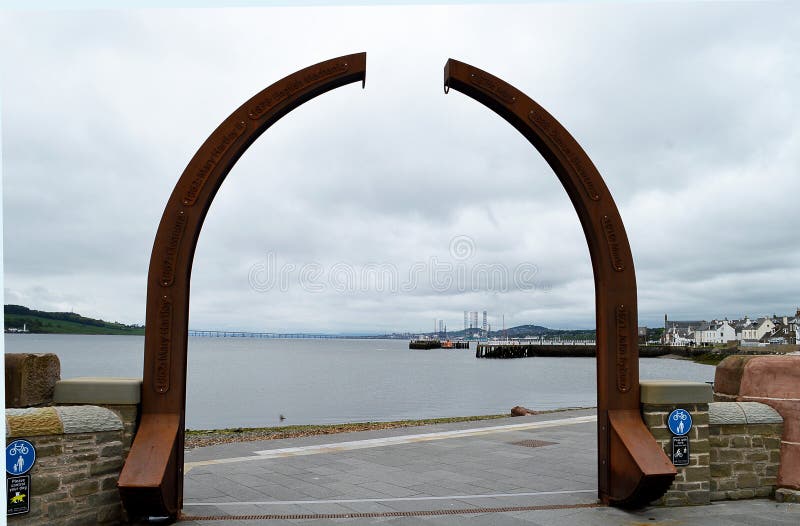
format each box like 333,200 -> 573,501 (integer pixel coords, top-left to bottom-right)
248,61 -> 351,121
468,69 -> 517,105
182,120 -> 248,206
159,210 -> 188,286
154,295 -> 172,394
615,304 -> 631,393
528,108 -> 601,201
601,215 -> 626,272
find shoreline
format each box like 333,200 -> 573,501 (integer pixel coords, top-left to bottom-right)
184,407 -> 595,449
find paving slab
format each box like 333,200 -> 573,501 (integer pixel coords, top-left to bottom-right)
177,408 -> 799,525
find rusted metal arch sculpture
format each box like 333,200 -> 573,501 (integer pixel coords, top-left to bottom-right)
444,58 -> 676,506
120,53 -> 675,519
117,53 -> 368,519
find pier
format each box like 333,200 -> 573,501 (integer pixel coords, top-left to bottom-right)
409,340 -> 470,350
476,342 -> 595,358
409,339 -> 441,349
475,342 -> 676,358
189,330 -> 360,339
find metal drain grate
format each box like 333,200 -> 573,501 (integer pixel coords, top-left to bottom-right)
179,502 -> 602,521
510,439 -> 557,448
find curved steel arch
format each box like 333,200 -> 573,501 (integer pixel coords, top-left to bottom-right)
443,58 -> 675,506
120,53 -> 674,519
118,53 -> 367,519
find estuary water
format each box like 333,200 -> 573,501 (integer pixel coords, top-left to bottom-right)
5,334 -> 714,429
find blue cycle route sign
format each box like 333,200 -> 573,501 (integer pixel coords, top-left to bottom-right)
668,409 -> 692,436
6,440 -> 36,476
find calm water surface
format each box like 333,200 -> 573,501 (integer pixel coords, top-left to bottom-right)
5,334 -> 714,429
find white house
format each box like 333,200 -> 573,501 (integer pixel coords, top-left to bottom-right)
664,311 -> 798,346
694,320 -> 736,345
756,318 -> 777,339
736,320 -> 754,341
670,329 -> 696,346
736,317 -> 775,342
662,318 -> 705,346
791,315 -> 800,344
766,312 -> 800,345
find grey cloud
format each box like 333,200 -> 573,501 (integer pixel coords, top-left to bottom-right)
3,4 -> 799,332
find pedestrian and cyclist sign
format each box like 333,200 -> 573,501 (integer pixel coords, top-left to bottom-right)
667,408 -> 692,467
668,409 -> 692,436
6,440 -> 36,476
6,440 -> 35,516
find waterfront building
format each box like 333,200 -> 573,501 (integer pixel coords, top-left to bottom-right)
664,309 -> 799,346
662,316 -> 706,345
694,320 -> 736,345
734,317 -> 776,342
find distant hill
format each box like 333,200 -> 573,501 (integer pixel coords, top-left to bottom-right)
4,305 -> 144,335
426,324 -> 596,340
502,324 -> 593,338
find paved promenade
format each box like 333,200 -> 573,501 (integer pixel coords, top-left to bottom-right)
179,409 -> 798,525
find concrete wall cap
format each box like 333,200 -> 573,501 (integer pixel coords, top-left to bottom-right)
709,401 -> 783,425
640,380 -> 714,404
6,405 -> 122,437
53,377 -> 142,405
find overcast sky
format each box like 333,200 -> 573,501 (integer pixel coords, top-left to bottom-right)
2,2 -> 798,333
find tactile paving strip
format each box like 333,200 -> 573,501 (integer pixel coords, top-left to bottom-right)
179,502 -> 602,521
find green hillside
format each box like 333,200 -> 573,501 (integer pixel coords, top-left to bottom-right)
4,305 -> 144,335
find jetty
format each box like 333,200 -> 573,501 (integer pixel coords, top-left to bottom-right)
409,340 -> 470,350
475,341 -> 681,358
189,330 -> 362,339
476,341 -> 593,358
409,339 -> 441,349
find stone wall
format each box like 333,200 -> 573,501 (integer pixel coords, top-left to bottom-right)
5,353 -> 61,408
53,378 -> 142,455
642,401 -> 711,505
641,379 -> 785,507
4,358 -> 143,523
101,404 -> 138,454
714,355 -> 800,502
708,402 -> 782,500
5,406 -> 126,525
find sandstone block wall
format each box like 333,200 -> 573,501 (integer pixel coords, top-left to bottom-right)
642,402 -> 710,506
102,404 -> 139,454
5,406 -> 126,525
643,397 -> 784,506
53,377 -> 142,454
5,353 -> 61,407
708,402 -> 782,500
714,355 -> 800,497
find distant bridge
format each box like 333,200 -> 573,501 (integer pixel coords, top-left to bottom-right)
187,330 -> 373,339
